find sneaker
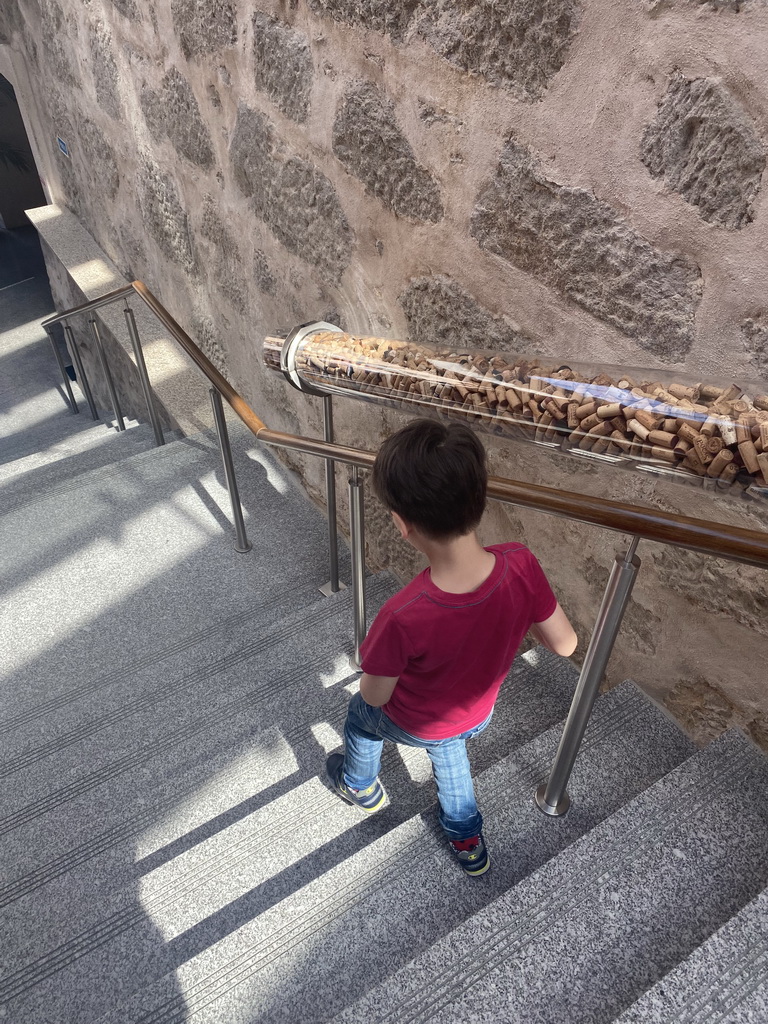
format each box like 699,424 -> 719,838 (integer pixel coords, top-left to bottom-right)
326,753 -> 387,814
449,833 -> 490,876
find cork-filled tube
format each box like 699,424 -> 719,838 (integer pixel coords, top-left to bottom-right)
263,328 -> 768,504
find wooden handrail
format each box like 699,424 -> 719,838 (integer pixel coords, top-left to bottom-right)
55,280 -> 768,570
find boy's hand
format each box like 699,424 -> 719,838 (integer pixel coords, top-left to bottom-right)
359,673 -> 399,707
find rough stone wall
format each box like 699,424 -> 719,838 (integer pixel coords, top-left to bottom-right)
2,0 -> 768,747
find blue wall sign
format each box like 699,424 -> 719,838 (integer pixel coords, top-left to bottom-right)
57,137 -> 70,158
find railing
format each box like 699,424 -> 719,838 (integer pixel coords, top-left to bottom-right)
41,284 -> 768,820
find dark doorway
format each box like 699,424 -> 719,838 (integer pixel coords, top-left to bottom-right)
0,72 -> 47,230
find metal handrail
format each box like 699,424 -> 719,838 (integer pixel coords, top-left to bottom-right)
45,279 -> 768,568
42,279 -> 768,820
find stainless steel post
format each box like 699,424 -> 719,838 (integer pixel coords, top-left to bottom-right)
44,326 -> 78,413
209,387 -> 252,554
535,536 -> 641,817
63,323 -> 99,420
88,318 -> 125,431
349,466 -> 367,669
319,395 -> 343,596
123,304 -> 165,447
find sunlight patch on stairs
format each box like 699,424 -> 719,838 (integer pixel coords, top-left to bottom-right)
243,446 -> 290,495
134,728 -> 301,861
319,654 -> 359,688
2,502 -> 210,676
137,773 -> 365,943
311,722 -> 343,752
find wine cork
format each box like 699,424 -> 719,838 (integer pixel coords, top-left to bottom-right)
754,395 -> 768,412
738,440 -> 761,475
756,452 -> 768,485
706,449 -> 734,478
651,446 -> 677,464
716,462 -> 740,489
597,402 -> 623,419
693,433 -> 713,464
648,430 -> 677,448
678,421 -> 701,444
633,408 -> 664,431
627,418 -> 650,441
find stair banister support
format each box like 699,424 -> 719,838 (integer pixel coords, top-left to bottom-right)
88,318 -> 126,431
319,395 -> 344,596
349,466 -> 367,669
123,304 -> 165,447
535,535 -> 642,817
209,387 -> 252,554
44,325 -> 78,414
63,324 -> 99,420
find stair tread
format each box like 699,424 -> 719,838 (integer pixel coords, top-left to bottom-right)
0,419 -> 156,496
6,675 -> 691,1024
0,430 -> 353,699
615,885 -> 768,1023
329,729 -> 768,1024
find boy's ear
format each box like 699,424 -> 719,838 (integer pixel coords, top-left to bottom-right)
391,511 -> 411,539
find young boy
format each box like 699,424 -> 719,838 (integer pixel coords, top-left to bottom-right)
326,418 -> 577,876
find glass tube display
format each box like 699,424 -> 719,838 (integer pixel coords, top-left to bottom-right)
263,328 -> 768,502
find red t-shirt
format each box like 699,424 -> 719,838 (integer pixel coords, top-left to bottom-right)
360,543 -> 557,740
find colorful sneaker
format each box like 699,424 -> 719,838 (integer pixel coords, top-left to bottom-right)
449,834 -> 490,876
326,753 -> 387,814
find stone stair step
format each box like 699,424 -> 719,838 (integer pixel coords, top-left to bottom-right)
0,428 -> 352,703
42,677 -> 693,1024
0,575 -> 399,1022
330,730 -> 768,1024
614,886 -> 768,1023
0,418 -> 158,497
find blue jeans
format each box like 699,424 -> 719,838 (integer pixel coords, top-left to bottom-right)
342,691 -> 491,840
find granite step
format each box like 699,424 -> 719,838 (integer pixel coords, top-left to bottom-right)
0,418 -> 160,498
0,643 -> 579,1024
0,424 -> 352,705
615,886 -> 768,1023
37,676 -> 693,1024
330,729 -> 768,1024
0,573 -> 396,1019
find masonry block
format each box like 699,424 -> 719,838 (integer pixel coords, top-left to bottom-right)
306,0 -> 417,40
109,0 -> 140,18
399,275 -> 531,350
230,104 -> 352,280
89,20 -> 122,120
80,117 -> 120,200
254,249 -> 276,294
171,0 -> 237,60
41,0 -> 78,88
190,310 -> 229,375
138,158 -> 196,273
655,546 -> 768,639
332,81 -> 443,222
742,316 -> 768,379
471,139 -> 701,360
413,0 -> 579,101
642,74 -> 766,229
252,13 -> 313,123
140,68 -> 215,170
201,197 -> 248,314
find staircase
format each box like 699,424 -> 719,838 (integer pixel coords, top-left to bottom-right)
2,255 -> 767,1024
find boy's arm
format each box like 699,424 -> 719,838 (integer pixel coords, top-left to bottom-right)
529,603 -> 578,657
359,673 -> 399,707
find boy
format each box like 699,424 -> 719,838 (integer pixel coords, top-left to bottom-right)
326,418 -> 577,876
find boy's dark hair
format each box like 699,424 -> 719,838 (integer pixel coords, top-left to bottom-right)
372,418 -> 487,540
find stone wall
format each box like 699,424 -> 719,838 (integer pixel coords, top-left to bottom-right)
1,0 -> 767,745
